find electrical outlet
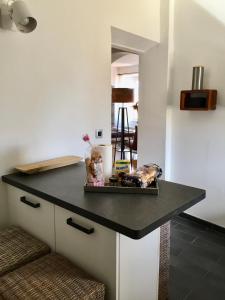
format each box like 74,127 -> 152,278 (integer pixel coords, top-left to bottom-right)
95,129 -> 103,139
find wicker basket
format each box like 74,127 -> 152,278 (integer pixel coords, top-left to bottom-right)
0,226 -> 50,277
0,253 -> 105,300
0,224 -> 169,299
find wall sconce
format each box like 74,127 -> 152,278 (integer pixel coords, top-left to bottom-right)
0,0 -> 37,33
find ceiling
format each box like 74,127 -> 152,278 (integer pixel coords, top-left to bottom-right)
111,48 -> 139,67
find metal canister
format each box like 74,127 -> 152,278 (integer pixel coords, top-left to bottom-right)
192,66 -> 204,90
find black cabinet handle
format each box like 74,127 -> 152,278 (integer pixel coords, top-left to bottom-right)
66,218 -> 94,235
20,196 -> 40,208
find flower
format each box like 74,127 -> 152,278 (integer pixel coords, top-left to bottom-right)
82,134 -> 92,147
82,134 -> 90,142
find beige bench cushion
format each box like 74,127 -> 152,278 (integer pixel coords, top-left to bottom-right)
0,253 -> 105,300
0,226 -> 50,276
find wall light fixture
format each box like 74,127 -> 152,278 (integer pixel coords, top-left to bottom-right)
0,0 -> 37,33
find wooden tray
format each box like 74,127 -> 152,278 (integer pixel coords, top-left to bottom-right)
84,181 -> 159,195
15,156 -> 83,174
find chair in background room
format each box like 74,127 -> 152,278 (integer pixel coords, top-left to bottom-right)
124,125 -> 137,168
112,88 -> 134,163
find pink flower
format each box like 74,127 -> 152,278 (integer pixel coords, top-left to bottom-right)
82,134 -> 90,142
82,134 -> 92,147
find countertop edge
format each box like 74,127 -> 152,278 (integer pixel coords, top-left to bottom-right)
2,175 -> 144,239
2,175 -> 206,240
135,190 -> 206,239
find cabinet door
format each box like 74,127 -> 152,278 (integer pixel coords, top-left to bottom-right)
7,186 -> 55,250
55,205 -> 117,300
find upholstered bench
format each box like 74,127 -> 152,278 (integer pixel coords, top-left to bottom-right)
0,253 -> 105,300
0,226 -> 50,276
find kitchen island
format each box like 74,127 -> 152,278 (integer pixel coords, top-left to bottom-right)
2,163 -> 205,300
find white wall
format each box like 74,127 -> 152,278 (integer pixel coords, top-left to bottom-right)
108,0 -> 160,42
0,0 -> 160,228
167,0 -> 225,226
138,0 -> 170,172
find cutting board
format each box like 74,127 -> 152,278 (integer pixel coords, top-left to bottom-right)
15,155 -> 83,174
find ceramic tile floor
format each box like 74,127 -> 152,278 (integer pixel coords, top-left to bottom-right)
169,215 -> 225,300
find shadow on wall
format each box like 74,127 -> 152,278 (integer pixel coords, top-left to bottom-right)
0,146 -> 27,228
0,182 -> 8,228
0,146 -> 31,175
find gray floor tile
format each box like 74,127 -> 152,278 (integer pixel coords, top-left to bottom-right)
169,215 -> 225,300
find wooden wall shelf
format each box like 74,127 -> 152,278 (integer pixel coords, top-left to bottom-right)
180,89 -> 217,111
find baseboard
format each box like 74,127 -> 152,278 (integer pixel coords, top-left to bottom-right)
179,213 -> 225,235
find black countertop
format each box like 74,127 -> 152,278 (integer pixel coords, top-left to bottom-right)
2,163 -> 206,239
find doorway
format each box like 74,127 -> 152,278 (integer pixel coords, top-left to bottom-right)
111,48 -> 139,170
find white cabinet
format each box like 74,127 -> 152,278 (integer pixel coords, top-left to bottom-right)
6,185 -> 160,300
54,205 -> 117,300
54,205 -> 160,300
118,230 -> 160,300
7,186 -> 55,250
